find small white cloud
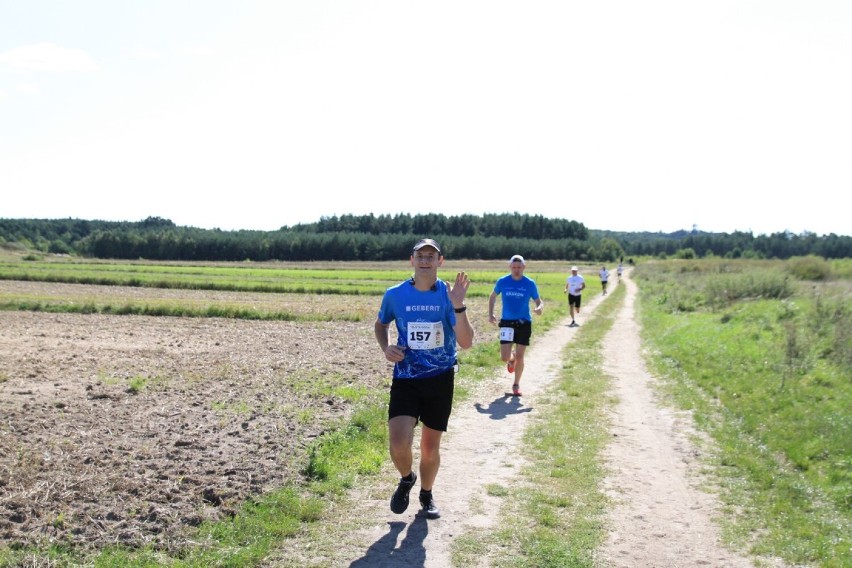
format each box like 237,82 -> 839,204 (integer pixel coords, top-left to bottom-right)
0,42 -> 98,72
16,82 -> 41,95
130,47 -> 165,60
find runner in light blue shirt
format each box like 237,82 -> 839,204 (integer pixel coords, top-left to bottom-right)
488,254 -> 543,396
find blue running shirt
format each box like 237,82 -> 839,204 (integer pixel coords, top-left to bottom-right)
378,279 -> 458,379
492,274 -> 540,321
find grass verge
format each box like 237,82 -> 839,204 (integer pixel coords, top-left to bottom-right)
635,259 -> 851,567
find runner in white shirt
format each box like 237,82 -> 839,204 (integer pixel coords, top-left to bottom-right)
599,266 -> 610,295
563,266 -> 586,327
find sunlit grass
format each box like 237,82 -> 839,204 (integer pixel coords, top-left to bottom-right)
0,258 -> 575,322
0,258 -> 575,300
636,259 -> 851,567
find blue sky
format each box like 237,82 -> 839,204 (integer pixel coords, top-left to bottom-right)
1,1 -> 850,236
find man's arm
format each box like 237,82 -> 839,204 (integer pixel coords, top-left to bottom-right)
448,272 -> 474,349
488,291 -> 498,324
374,318 -> 390,351
453,306 -> 474,349
375,318 -> 405,362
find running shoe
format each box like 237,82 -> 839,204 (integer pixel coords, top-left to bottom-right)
419,491 -> 441,519
512,383 -> 522,396
507,357 -> 515,374
390,473 -> 417,514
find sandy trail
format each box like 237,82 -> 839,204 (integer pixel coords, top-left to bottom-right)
597,276 -> 756,567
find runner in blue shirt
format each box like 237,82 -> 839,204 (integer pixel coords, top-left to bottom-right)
375,238 -> 473,520
488,254 -> 543,396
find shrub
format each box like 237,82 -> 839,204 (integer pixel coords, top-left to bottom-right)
48,239 -> 74,254
675,248 -> 697,259
787,255 -> 831,281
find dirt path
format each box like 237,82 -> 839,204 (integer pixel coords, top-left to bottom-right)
598,276 -> 758,567
329,273 -> 759,567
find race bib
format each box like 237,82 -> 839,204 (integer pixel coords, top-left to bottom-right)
499,326 -> 515,342
407,321 -> 443,350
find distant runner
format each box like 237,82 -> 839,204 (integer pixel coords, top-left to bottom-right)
564,265 -> 586,327
488,254 -> 543,397
599,265 -> 610,295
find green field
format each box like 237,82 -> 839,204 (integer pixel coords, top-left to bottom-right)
0,256 -> 572,323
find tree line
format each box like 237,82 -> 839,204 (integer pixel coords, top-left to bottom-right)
0,214 -> 849,262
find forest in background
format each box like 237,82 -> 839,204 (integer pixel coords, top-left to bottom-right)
1,213 -> 849,262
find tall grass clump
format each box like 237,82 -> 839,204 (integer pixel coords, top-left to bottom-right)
704,271 -> 794,308
786,255 -> 833,281
634,259 -> 851,567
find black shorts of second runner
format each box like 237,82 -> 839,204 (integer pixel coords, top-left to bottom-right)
388,368 -> 454,431
498,319 -> 532,346
568,293 -> 582,308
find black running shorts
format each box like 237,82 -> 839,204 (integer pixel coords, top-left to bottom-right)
498,319 -> 532,346
388,368 -> 455,431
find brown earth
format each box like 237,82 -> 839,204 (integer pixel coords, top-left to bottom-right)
0,304 -> 386,551
0,274 -> 782,566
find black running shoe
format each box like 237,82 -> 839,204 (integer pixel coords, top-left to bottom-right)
390,473 -> 417,514
419,491 -> 441,519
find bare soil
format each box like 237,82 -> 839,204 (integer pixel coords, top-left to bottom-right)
0,307 -> 387,551
0,274 -> 773,566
